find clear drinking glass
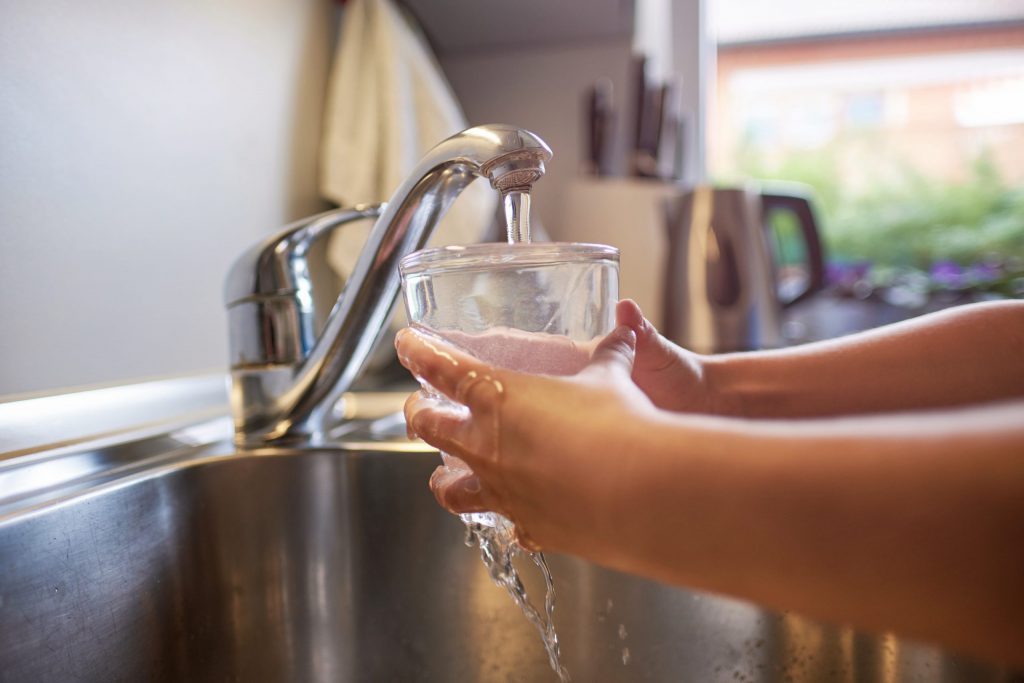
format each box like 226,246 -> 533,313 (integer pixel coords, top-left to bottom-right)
399,242 -> 620,526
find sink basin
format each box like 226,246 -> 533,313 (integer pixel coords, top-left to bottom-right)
0,383 -> 1017,682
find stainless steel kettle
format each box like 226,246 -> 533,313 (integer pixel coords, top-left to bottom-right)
662,184 -> 825,353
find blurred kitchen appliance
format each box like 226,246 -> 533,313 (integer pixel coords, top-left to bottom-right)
663,185 -> 825,353
558,178 -> 679,329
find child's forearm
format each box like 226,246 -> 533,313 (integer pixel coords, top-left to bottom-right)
704,301 -> 1024,418
598,400 -> 1024,666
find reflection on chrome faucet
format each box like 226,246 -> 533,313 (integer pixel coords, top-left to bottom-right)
224,125 -> 553,446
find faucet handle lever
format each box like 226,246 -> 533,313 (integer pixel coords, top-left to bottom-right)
224,204 -> 383,370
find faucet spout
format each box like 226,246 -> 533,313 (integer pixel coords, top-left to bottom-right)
226,124 -> 552,445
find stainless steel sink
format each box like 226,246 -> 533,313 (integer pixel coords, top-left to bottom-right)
0,379 -> 1018,682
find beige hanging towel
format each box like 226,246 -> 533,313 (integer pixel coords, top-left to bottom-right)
319,0 -> 496,282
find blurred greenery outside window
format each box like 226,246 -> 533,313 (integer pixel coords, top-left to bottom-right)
712,34 -> 1024,302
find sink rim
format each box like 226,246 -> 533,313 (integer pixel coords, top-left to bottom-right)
0,372 -> 430,525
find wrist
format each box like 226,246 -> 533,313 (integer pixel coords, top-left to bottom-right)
701,353 -> 750,417
704,351 -> 805,419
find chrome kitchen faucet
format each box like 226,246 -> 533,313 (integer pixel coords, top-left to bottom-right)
224,125 -> 552,446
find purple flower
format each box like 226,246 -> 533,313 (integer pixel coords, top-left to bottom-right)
929,260 -> 966,288
826,260 -> 872,288
965,262 -> 1001,284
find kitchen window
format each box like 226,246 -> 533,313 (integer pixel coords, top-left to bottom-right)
711,0 -> 1024,302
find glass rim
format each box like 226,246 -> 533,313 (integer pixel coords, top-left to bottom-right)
399,242 -> 619,275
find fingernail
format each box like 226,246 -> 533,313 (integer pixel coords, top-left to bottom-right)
396,352 -> 421,376
407,405 -> 429,440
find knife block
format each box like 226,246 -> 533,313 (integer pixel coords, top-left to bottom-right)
553,177 -> 682,330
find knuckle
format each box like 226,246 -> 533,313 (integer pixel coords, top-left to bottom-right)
454,370 -> 505,408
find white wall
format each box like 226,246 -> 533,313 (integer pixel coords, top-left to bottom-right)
0,0 -> 333,396
441,39 -> 635,237
439,1 -> 708,233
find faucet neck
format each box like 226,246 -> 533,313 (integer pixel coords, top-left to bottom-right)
228,125 -> 552,445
